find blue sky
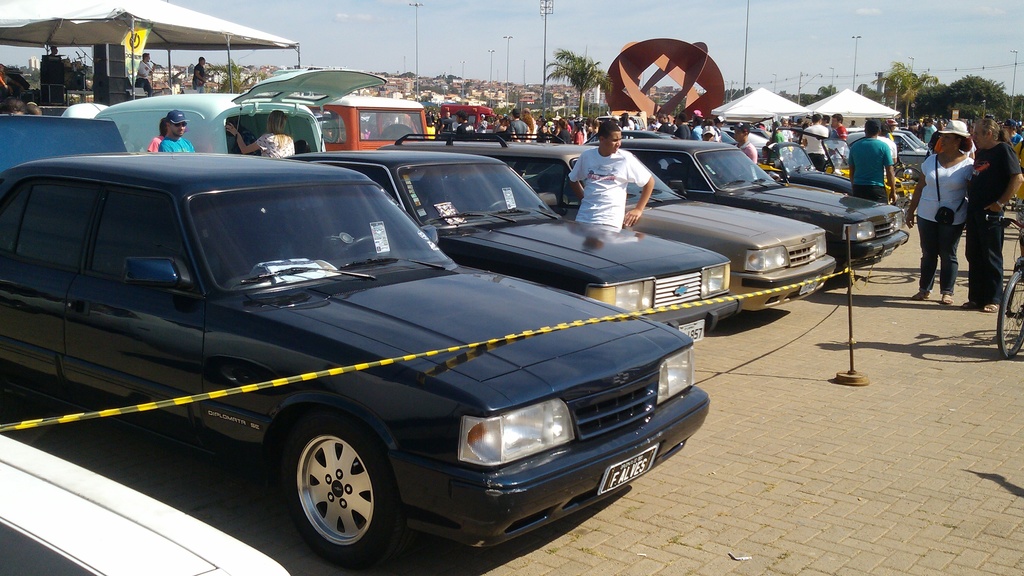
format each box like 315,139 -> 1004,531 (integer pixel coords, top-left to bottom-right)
2,0 -> 1022,97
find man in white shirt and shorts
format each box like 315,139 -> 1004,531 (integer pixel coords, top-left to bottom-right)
569,121 -> 655,230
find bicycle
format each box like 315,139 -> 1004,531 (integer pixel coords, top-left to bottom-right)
998,213 -> 1024,358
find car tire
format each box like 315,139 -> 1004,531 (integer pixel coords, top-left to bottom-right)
281,410 -> 412,568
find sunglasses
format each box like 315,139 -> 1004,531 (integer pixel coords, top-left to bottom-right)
173,121 -> 187,127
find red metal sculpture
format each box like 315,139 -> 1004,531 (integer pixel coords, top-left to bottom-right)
606,39 -> 725,120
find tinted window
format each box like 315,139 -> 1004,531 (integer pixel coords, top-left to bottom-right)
395,163 -> 551,223
16,183 -> 97,268
632,151 -> 712,193
189,183 -> 451,289
91,190 -> 183,277
500,158 -> 572,205
0,188 -> 29,252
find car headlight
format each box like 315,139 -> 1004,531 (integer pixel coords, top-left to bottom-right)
701,264 -> 729,298
745,246 -> 789,272
844,221 -> 875,241
892,210 -> 905,229
813,234 -> 828,258
658,348 -> 695,404
459,399 -> 575,466
586,280 -> 654,311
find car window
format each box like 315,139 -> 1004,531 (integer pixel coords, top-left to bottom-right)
90,190 -> 184,278
359,111 -> 420,142
395,163 -> 552,222
777,144 -> 815,171
331,164 -> 396,196
500,158 -> 573,206
10,183 -> 97,268
189,183 -> 451,289
695,148 -> 775,189
0,186 -> 29,252
631,151 -> 713,194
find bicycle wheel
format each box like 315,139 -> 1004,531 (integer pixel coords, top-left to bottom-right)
998,269 -> 1024,358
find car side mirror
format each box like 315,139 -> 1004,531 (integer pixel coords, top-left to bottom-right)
124,257 -> 193,289
420,225 -> 439,244
667,179 -> 687,197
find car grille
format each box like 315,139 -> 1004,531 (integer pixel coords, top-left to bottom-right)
788,238 -> 821,267
874,214 -> 900,238
654,271 -> 702,306
568,377 -> 657,441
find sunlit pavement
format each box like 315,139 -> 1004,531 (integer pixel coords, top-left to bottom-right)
8,220 -> 1024,575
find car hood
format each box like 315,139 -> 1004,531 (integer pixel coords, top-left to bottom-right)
439,220 -> 726,283
266,268 -> 679,403
719,182 -> 891,227
787,172 -> 853,194
638,200 -> 825,249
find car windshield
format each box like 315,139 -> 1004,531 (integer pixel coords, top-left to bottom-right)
189,183 -> 451,289
898,132 -> 928,150
694,148 -> 777,189
395,163 -> 555,224
824,138 -> 850,170
775,143 -> 816,172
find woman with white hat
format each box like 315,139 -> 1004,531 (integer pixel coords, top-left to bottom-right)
906,120 -> 974,305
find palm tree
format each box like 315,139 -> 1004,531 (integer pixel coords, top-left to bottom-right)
208,61 -> 270,94
882,62 -> 938,119
545,49 -> 611,118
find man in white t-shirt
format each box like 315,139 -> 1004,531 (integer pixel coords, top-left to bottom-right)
802,113 -> 830,171
568,121 -> 655,230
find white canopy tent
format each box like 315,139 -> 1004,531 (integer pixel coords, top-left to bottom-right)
0,0 -> 300,93
712,88 -> 810,122
805,89 -> 899,125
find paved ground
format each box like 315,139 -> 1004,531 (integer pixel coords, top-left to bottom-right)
7,224 -> 1024,575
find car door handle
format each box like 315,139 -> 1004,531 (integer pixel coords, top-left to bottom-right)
67,300 -> 90,315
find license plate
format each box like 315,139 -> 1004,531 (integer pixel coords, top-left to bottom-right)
678,319 -> 705,342
799,281 -> 819,296
598,445 -> 659,494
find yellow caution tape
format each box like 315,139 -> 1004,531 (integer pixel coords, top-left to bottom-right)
0,268 -> 849,433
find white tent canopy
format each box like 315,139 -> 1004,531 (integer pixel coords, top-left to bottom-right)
712,88 -> 810,122
805,89 -> 899,123
0,0 -> 299,51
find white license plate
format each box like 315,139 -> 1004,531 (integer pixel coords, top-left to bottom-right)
678,319 -> 705,342
598,445 -> 659,494
799,281 -> 819,296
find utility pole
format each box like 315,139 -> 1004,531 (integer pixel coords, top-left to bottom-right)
503,35 -> 513,109
540,1 -> 553,117
409,3 -> 423,101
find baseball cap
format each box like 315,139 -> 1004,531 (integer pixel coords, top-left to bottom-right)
165,110 -> 187,124
692,110 -> 703,118
734,122 -> 750,133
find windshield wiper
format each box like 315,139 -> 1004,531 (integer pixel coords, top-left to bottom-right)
750,178 -> 775,188
426,210 -> 516,225
239,266 -> 374,285
720,179 -> 750,189
340,257 -> 448,271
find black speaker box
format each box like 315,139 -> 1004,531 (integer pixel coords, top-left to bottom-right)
93,76 -> 129,105
93,43 -> 126,77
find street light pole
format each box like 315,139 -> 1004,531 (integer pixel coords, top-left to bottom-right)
742,0 -> 750,95
504,35 -> 513,109
830,67 -> 835,92
772,73 -> 777,92
409,3 -> 423,101
908,56 -> 915,73
460,60 -> 465,101
540,1 -> 553,117
851,35 -> 862,93
488,49 -> 495,107
1012,50 -> 1019,120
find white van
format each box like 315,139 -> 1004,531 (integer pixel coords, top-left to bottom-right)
96,69 -> 386,154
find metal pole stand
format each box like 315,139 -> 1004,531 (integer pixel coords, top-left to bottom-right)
835,225 -> 870,386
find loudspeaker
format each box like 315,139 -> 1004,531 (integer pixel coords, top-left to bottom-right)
93,43 -> 125,77
40,84 -> 65,106
93,76 -> 129,105
40,55 -> 64,85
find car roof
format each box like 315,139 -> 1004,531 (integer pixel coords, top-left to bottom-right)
1,153 -> 371,198
616,139 -> 737,152
296,149 -> 508,168
384,138 -> 591,161
0,435 -> 289,576
0,115 -> 126,172
95,93 -> 243,120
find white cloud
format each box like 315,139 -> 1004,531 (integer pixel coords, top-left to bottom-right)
334,13 -> 374,23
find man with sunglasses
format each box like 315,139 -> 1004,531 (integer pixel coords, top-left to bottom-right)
158,110 -> 195,153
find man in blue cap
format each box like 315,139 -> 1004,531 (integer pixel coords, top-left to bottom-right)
158,110 -> 195,152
